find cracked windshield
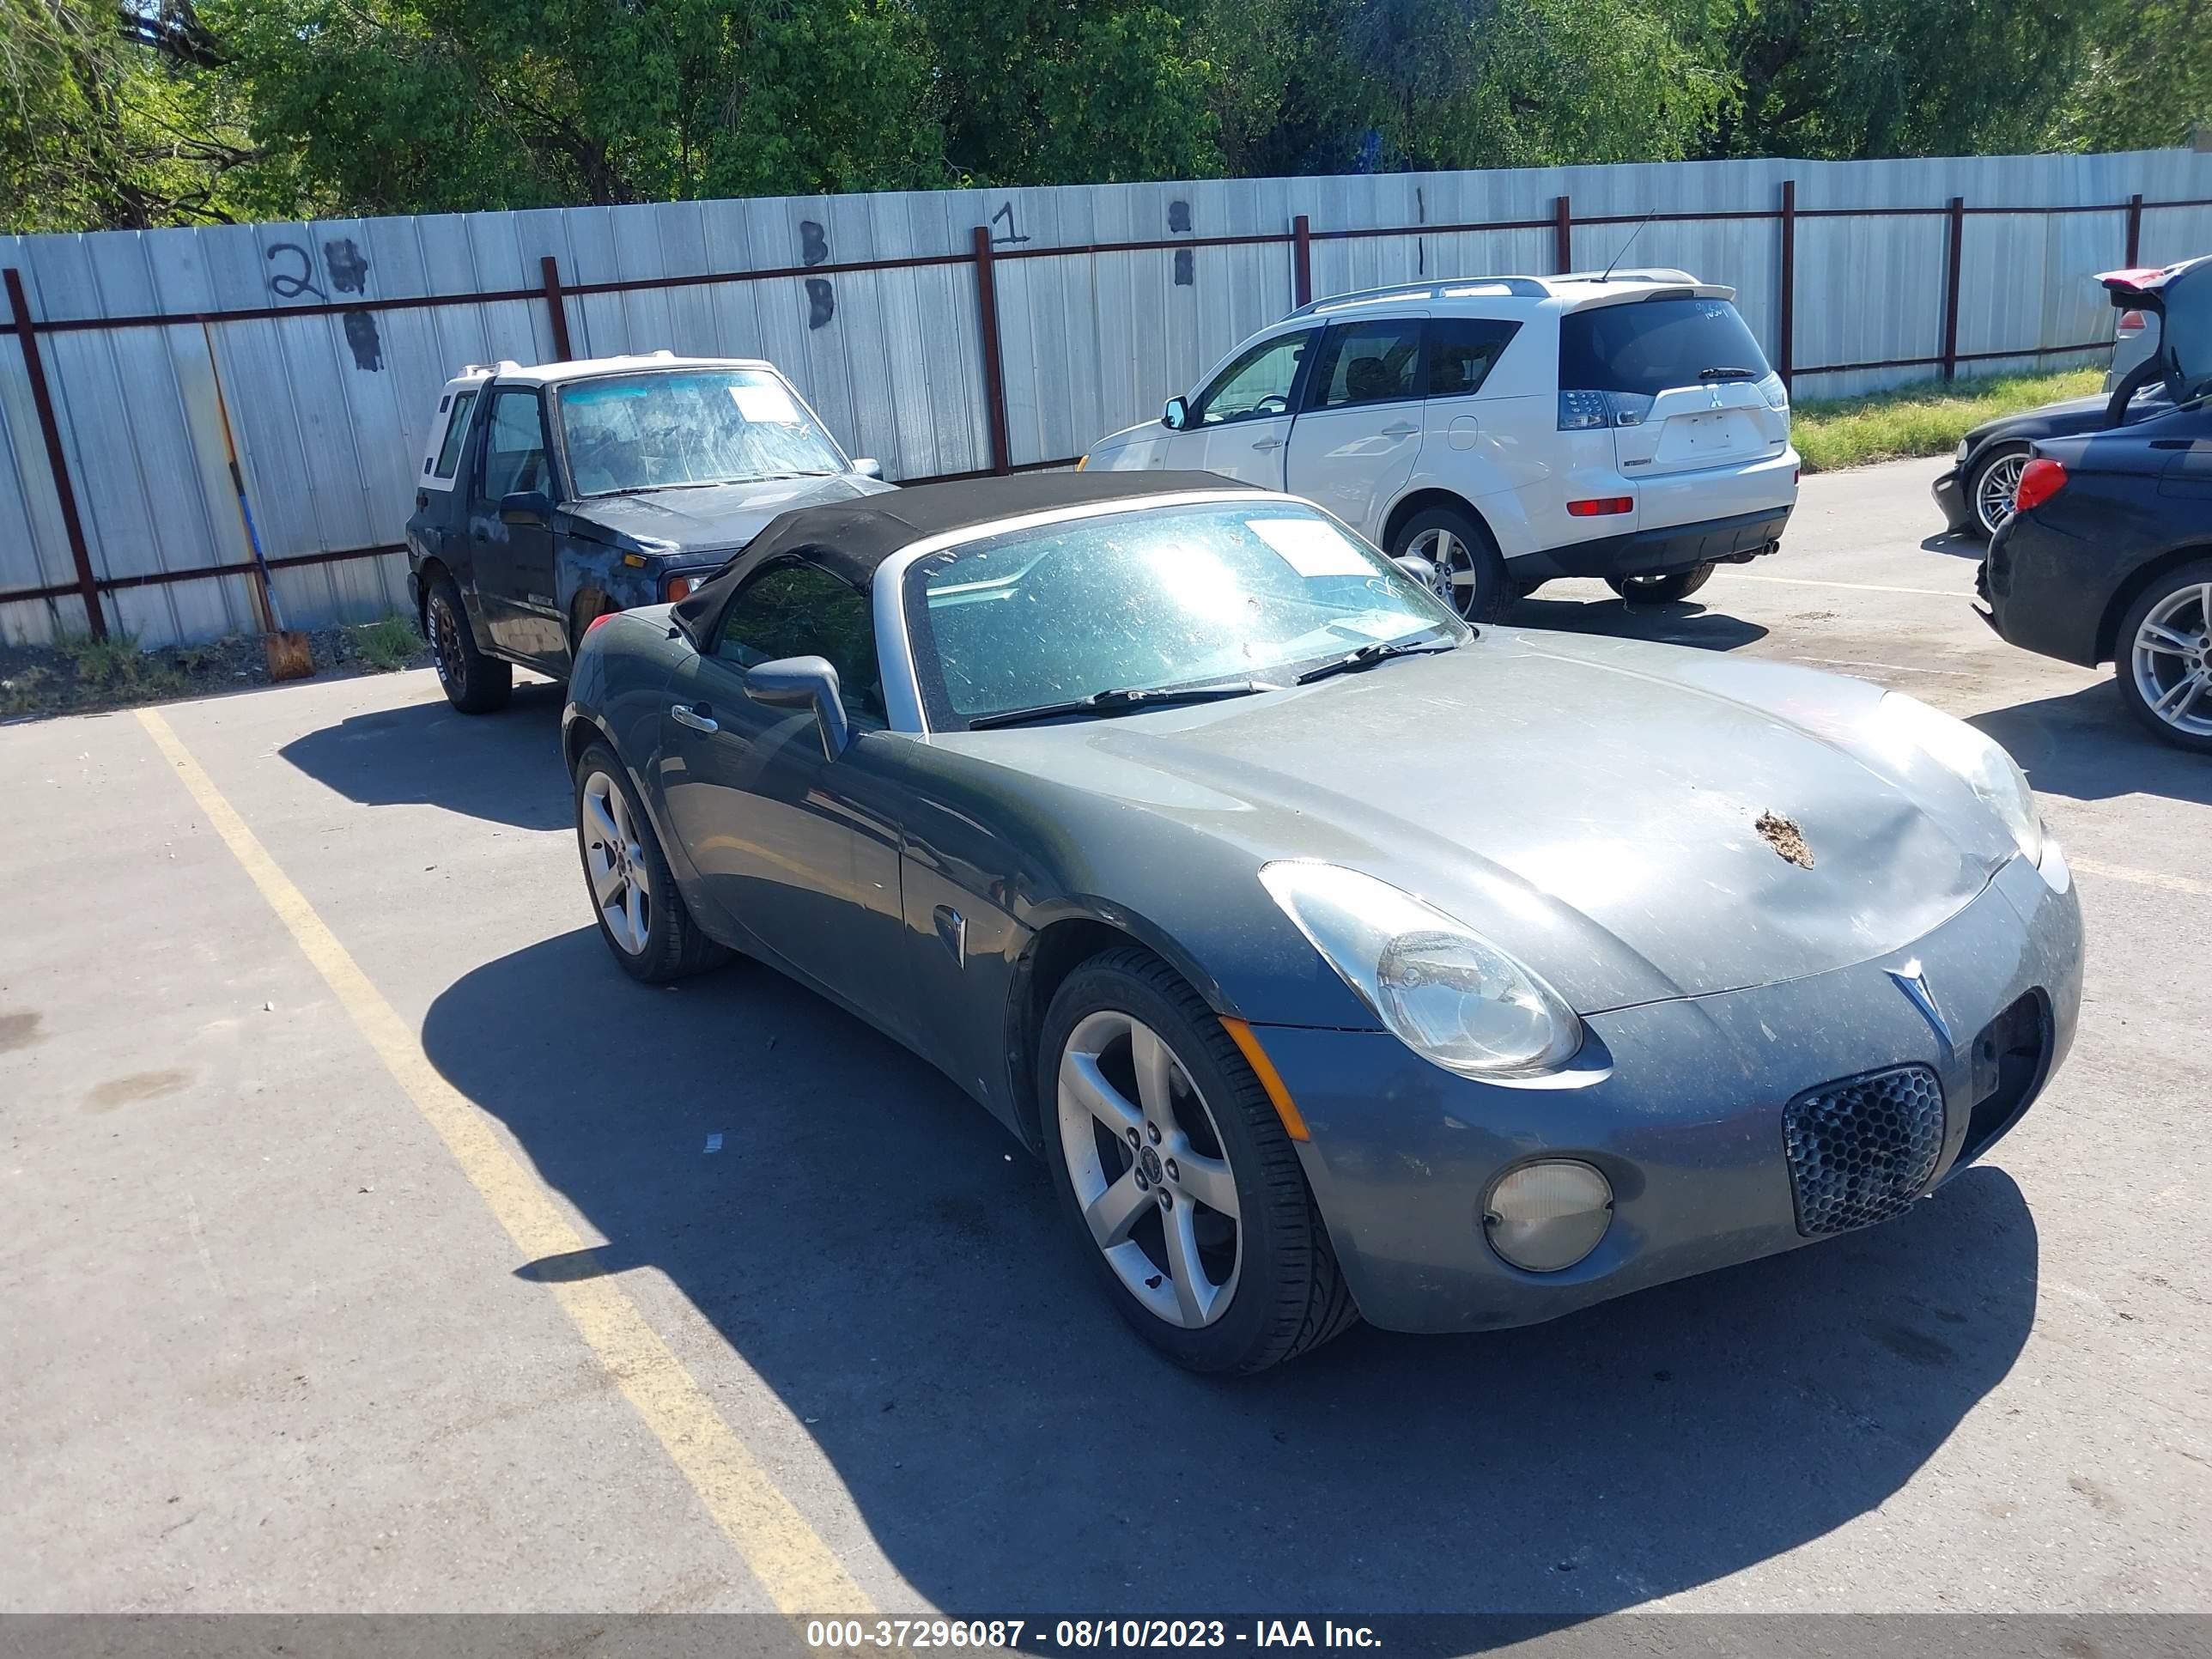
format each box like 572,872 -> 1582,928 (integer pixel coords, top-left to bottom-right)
558,369 -> 845,494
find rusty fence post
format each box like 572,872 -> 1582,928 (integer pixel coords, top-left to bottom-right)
1292,214 -> 1313,307
2124,192 -> 2143,266
1777,181 -> 1796,392
1553,196 -> 1573,274
540,255 -> 574,362
1940,195 -> 1966,382
3,267 -> 104,640
971,226 -> 1012,476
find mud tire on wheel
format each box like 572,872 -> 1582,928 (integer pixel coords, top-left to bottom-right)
426,574 -> 513,714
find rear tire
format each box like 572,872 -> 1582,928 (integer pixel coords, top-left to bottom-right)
427,574 -> 513,714
1391,506 -> 1512,623
2112,559 -> 2212,753
1039,947 -> 1359,1374
1607,563 -> 1716,606
574,743 -> 729,981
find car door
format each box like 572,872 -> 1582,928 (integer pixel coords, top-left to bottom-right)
658,558 -> 910,1034
1164,327 -> 1318,488
467,386 -> 563,659
1283,315 -> 1426,539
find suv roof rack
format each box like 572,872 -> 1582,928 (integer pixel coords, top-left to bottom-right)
1288,275 -> 1550,318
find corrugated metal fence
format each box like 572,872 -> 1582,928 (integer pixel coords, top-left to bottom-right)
4,148 -> 2209,648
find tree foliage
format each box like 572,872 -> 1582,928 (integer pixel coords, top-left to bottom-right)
1,0 -> 2203,234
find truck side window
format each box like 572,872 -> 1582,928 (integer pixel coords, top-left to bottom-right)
483,389 -> 550,499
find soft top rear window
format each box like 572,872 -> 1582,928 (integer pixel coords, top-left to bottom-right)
1559,296 -> 1771,398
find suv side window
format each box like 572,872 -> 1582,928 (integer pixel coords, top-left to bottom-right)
717,561 -> 884,725
1424,318 -> 1521,398
1305,319 -> 1425,410
482,389 -> 550,499
1190,330 -> 1314,425
430,388 -> 479,482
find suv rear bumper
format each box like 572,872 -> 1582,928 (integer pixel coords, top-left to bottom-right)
1509,504 -> 1792,583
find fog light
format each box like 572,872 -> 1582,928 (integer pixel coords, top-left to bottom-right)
1484,1160 -> 1613,1273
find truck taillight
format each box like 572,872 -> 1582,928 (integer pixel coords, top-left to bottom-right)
663,575 -> 696,603
2014,458 -> 2067,513
2117,309 -> 2148,333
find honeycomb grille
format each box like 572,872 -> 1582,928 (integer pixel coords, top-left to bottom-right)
1783,1065 -> 1947,1237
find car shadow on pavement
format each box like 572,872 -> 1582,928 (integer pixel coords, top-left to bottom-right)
1507,596 -> 1770,653
1974,683 -> 2212,807
1918,532 -> 1985,561
277,678 -> 570,830
424,927 -> 2039,1619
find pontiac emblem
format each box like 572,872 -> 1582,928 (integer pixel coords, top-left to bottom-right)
1755,811 -> 1814,868
1888,958 -> 1954,1050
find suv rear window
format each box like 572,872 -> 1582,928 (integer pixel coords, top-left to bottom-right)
1559,296 -> 1771,397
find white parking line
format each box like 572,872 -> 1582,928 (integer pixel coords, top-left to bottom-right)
2069,856 -> 2212,899
1729,574 -> 1975,599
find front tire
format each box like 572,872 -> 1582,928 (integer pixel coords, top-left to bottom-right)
574,743 -> 729,981
426,574 -> 513,714
1392,506 -> 1512,623
2113,560 -> 2212,752
1039,947 -> 1358,1374
1607,563 -> 1716,606
1967,444 -> 2031,539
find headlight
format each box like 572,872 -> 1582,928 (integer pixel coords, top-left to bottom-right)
1871,691 -> 2043,865
1258,863 -> 1582,1079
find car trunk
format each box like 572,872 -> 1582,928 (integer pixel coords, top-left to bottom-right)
1560,292 -> 1793,528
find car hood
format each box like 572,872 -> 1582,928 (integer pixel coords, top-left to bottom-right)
939,631 -> 2016,1012
1966,394 -> 2112,447
564,472 -> 896,559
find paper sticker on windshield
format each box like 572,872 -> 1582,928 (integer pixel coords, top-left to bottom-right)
1247,517 -> 1372,578
731,381 -> 801,424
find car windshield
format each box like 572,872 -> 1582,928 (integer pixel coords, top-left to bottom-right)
557,369 -> 847,495
902,502 -> 1467,729
1559,295 -> 1773,397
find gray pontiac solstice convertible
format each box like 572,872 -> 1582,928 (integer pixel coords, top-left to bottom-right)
560,471 -> 2083,1373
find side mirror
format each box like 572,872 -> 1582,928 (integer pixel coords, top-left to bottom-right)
499,489 -> 552,527
1393,554 -> 1444,599
1162,397 -> 1189,431
744,655 -> 852,759
850,458 -> 884,480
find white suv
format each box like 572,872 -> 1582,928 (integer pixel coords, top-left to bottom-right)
1082,270 -> 1798,617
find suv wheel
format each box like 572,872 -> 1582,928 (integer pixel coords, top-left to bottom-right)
1392,507 -> 1511,623
426,574 -> 513,714
2115,561 -> 2212,752
1607,564 -> 1716,606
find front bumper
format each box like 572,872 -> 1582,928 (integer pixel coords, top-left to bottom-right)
1931,465 -> 1973,533
1510,505 -> 1793,583
1258,851 -> 2083,1333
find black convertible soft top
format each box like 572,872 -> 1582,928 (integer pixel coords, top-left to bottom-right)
671,469 -> 1252,635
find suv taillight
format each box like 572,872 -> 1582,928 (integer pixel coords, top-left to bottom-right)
2014,459 -> 2067,514
1557,390 -> 1652,430
2117,309 -> 2148,334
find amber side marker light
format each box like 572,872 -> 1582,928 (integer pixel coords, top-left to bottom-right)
1219,1016 -> 1310,1141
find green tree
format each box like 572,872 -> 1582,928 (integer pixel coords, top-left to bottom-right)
2052,0 -> 2212,151
1712,0 -> 2101,159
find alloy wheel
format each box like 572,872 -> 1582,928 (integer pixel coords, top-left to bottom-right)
429,594 -> 465,692
1056,1010 -> 1242,1328
581,771 -> 653,955
2130,582 -> 2212,738
1409,527 -> 1478,619
1975,452 -> 2028,536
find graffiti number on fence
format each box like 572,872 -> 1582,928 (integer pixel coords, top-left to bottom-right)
264,243 -> 327,301
989,202 -> 1031,246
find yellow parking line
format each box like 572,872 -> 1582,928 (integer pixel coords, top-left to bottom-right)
135,707 -> 871,1617
2069,855 -> 2212,899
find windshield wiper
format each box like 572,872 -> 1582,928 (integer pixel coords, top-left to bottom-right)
966,680 -> 1281,731
1698,365 -> 1761,381
1295,634 -> 1461,686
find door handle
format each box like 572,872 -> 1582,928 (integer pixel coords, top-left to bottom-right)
1382,422 -> 1419,437
1251,437 -> 1285,452
671,703 -> 718,733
